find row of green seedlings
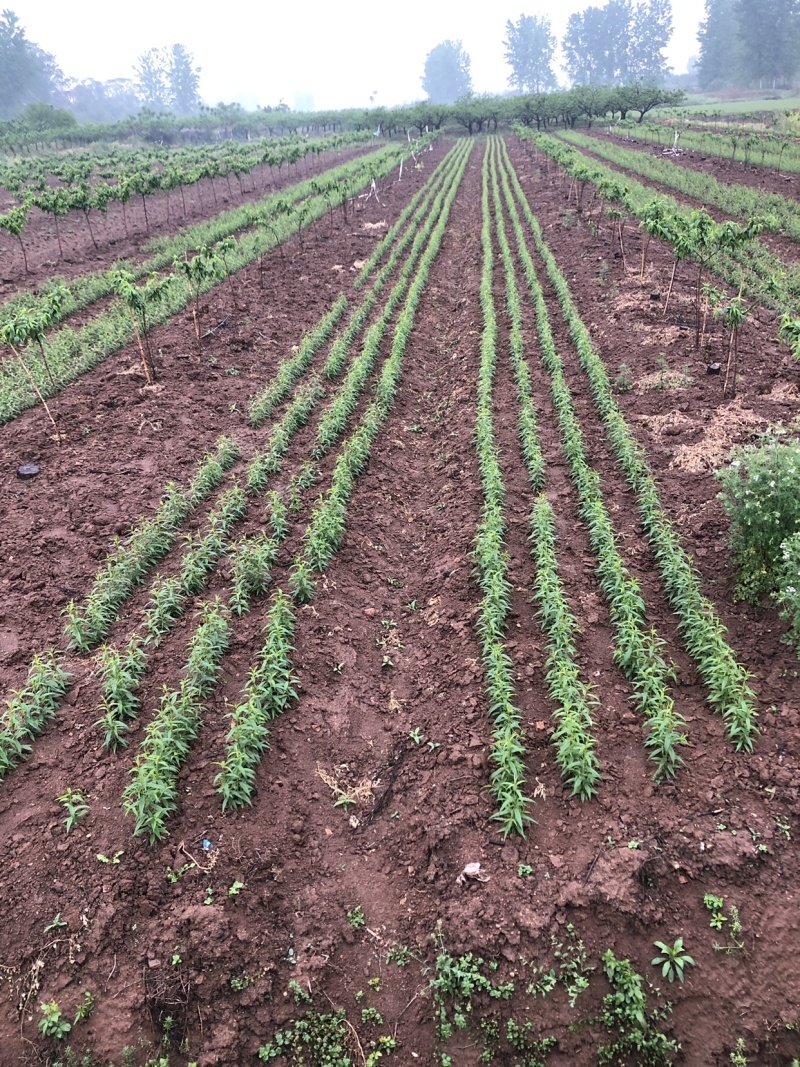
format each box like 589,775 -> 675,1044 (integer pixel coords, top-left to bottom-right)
95,386 -> 323,751
309,149 -> 469,461
248,141 -> 466,426
215,141 -> 473,813
0,653 -> 71,781
495,140 -> 688,782
122,598 -> 230,842
501,143 -> 759,751
0,133 -> 380,336
488,140 -> 601,800
516,128 -> 800,333
558,128 -> 800,243
0,139 -> 436,425
471,141 -> 532,838
63,436 -> 240,654
291,140 -> 471,604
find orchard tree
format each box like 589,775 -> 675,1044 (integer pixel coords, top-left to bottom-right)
503,14 -> 557,93
0,9 -> 63,120
422,40 -> 472,104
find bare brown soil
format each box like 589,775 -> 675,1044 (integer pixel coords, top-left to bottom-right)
0,136 -> 799,1066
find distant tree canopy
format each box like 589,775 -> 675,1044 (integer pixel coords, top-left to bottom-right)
504,14 -> 558,94
66,78 -> 140,124
562,0 -> 673,86
422,40 -> 472,104
0,9 -> 63,120
735,0 -> 799,87
134,43 -> 201,115
698,0 -> 800,89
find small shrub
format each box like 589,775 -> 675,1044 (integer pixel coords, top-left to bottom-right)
716,438 -> 800,602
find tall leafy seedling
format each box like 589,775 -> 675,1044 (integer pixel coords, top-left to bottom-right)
111,270 -> 172,384
174,246 -> 220,351
0,299 -> 66,439
0,204 -> 30,273
216,236 -> 241,311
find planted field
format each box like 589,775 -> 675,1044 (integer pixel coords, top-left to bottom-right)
1,133 -> 799,1067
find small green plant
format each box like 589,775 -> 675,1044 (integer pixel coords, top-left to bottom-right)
386,944 -> 413,967
651,937 -> 695,983
228,880 -> 245,898
599,950 -> 678,1064
730,1037 -> 750,1066
171,950 -> 182,966
44,913 -> 67,933
347,906 -> 366,929
518,864 -> 534,878
716,438 -> 800,605
56,788 -> 90,833
361,1007 -> 384,1026
408,727 -> 424,744
97,851 -> 124,865
39,1000 -> 71,1040
704,893 -> 727,930
613,363 -> 634,394
74,990 -> 95,1024
289,979 -> 312,1004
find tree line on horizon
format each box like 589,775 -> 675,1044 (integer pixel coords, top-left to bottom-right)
1,0 -> 799,136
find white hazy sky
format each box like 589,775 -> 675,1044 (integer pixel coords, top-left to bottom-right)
12,0 -> 702,111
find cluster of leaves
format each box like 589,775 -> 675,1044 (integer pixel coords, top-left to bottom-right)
431,928 -> 514,1049
63,436 -> 238,653
497,140 -> 686,781
503,139 -> 758,754
216,590 -> 297,811
257,1005 -> 396,1065
247,379 -> 324,496
599,951 -> 679,1065
0,653 -> 70,780
471,142 -> 531,838
123,599 -> 230,841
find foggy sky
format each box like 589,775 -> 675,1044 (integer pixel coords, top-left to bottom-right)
12,0 -> 702,111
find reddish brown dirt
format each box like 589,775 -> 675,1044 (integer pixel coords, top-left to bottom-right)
1,136 -> 799,1066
